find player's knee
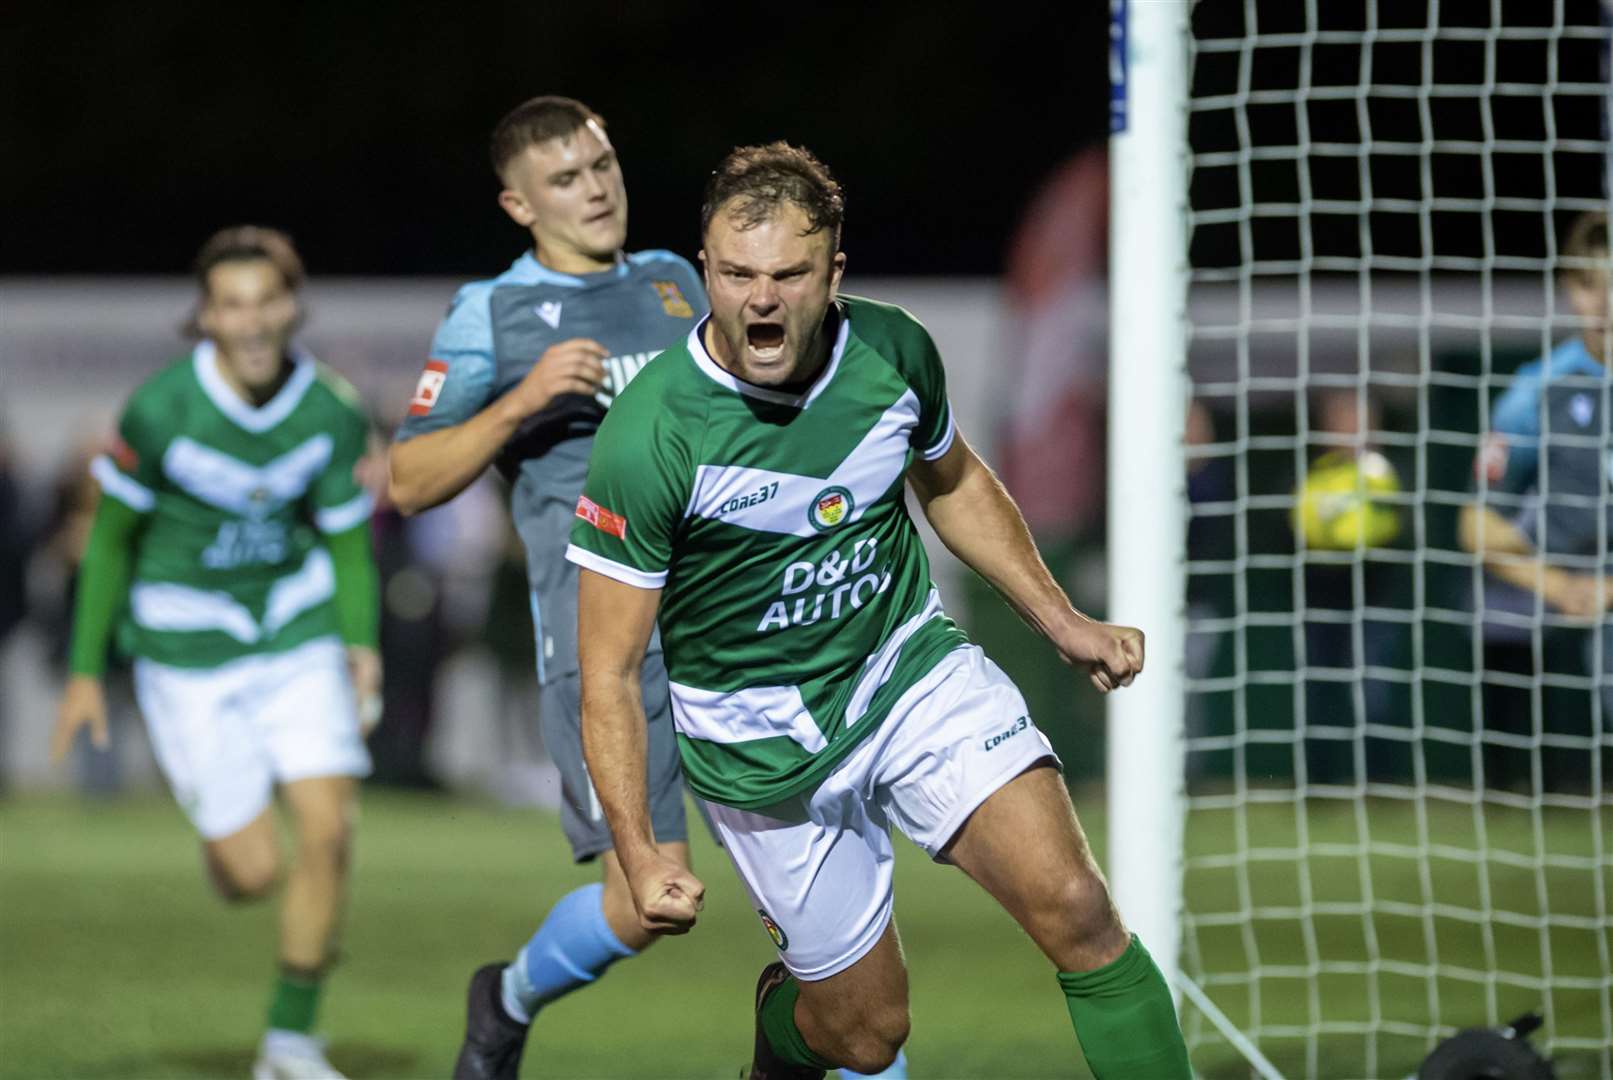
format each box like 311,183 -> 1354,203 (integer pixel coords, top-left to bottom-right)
837,1005 -> 909,1075
211,853 -> 280,902
295,814 -> 352,872
1045,872 -> 1127,964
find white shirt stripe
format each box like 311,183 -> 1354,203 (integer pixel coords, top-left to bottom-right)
90,455 -> 156,513
129,547 -> 336,643
314,491 -> 374,534
162,434 -> 333,518
668,589 -> 945,749
683,390 -> 922,538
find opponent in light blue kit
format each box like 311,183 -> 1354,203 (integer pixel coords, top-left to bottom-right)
387,96 -> 708,1080
1461,210 -> 1612,729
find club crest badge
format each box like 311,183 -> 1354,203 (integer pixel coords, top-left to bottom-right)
652,280 -> 695,318
808,486 -> 853,532
758,910 -> 789,950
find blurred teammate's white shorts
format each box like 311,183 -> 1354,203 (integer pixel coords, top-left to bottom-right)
133,637 -> 371,840
701,644 -> 1057,981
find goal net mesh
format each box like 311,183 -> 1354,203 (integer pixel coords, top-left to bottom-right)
1177,1 -> 1612,1076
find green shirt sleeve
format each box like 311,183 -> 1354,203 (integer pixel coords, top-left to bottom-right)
325,522 -> 379,648
902,320 -> 954,460
310,376 -> 379,647
846,298 -> 955,460
566,387 -> 694,589
89,387 -> 169,513
67,494 -> 145,676
308,376 -> 376,534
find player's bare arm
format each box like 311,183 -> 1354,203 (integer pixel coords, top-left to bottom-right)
345,645 -> 384,734
576,568 -> 706,934
386,338 -> 609,514
907,433 -> 1143,693
1457,502 -> 1610,618
52,484 -> 145,763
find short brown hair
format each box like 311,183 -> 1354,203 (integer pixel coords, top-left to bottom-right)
701,142 -> 845,251
490,96 -> 606,181
184,225 -> 305,338
1561,210 -> 1609,285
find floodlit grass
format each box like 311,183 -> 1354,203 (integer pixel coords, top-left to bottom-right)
0,788 -> 1095,1079
4,788 -> 1606,1078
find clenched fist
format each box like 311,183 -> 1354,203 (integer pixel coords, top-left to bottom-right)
1055,621 -> 1145,694
625,850 -> 707,935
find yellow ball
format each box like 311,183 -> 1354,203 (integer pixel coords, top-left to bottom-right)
1293,449 -> 1401,550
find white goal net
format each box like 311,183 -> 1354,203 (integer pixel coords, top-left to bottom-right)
1162,1 -> 1613,1077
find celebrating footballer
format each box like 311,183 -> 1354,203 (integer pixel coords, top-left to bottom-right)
567,144 -> 1193,1078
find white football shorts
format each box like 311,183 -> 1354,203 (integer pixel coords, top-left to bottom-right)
133,636 -> 372,840
700,643 -> 1058,981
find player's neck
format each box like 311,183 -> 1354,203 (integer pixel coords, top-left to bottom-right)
786,326 -> 834,391
784,305 -> 843,390
214,352 -> 295,406
532,242 -> 619,276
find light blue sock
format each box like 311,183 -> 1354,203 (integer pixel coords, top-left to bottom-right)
841,1049 -> 908,1079
499,882 -> 637,1024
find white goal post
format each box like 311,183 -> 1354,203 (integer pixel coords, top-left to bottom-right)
1106,0 -> 1192,1002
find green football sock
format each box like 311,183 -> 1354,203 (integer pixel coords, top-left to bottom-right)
759,972 -> 833,1071
267,968 -> 324,1034
1058,935 -> 1192,1079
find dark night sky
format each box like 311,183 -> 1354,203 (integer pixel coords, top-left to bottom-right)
3,2 -> 1108,277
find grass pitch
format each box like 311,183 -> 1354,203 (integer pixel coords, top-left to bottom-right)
3,788 -> 1607,1078
0,788 -> 1095,1079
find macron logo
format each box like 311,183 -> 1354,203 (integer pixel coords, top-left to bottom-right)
536,301 -> 562,329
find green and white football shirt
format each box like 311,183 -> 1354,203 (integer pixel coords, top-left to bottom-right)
566,295 -> 970,809
92,342 -> 374,669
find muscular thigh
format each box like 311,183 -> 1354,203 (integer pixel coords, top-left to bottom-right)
203,807 -> 280,898
944,763 -> 1127,971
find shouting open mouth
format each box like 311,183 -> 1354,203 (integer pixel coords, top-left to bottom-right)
746,322 -> 785,361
